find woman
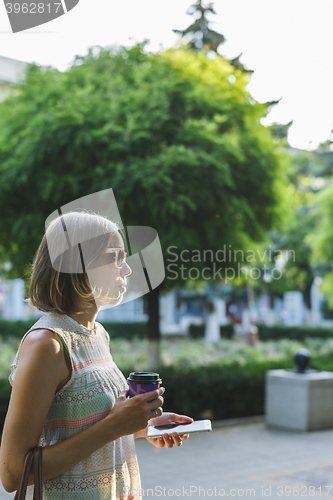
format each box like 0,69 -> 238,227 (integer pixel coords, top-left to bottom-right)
0,211 -> 193,499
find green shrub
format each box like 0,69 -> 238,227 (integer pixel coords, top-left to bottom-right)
0,378 -> 11,442
189,323 -> 234,339
0,318 -> 147,341
102,322 -> 146,340
101,358 -> 295,421
257,324 -> 333,341
0,318 -> 37,339
3,331 -> 333,437
0,356 -> 294,436
220,323 -> 234,339
3,352 -> 333,434
188,324 -> 203,338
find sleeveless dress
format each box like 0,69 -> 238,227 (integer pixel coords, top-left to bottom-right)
8,311 -> 142,500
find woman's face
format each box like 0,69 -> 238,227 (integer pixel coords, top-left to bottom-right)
87,231 -> 132,308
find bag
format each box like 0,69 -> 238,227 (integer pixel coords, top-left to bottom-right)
14,446 -> 43,500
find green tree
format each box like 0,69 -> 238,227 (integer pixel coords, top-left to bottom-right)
173,0 -> 226,54
310,180 -> 333,308
267,210 -> 317,311
257,140 -> 332,317
0,42 -> 288,367
173,0 -> 253,74
307,139 -> 333,308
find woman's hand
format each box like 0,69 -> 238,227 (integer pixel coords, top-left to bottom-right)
105,387 -> 165,440
145,412 -> 194,449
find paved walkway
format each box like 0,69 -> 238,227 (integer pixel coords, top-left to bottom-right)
1,419 -> 333,499
135,419 -> 333,500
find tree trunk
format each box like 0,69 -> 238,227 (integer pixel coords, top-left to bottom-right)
304,278 -> 314,325
146,282 -> 164,371
246,283 -> 255,326
303,278 -> 313,310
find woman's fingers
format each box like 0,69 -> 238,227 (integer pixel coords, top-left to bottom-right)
175,414 -> 194,423
171,432 -> 183,446
152,431 -> 190,448
141,387 -> 165,402
163,433 -> 174,448
146,395 -> 164,412
162,432 -> 183,448
151,407 -> 163,418
118,389 -> 129,400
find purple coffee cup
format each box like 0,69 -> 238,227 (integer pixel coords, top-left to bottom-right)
127,372 -> 162,401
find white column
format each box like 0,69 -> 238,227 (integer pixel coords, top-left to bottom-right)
283,291 -> 304,326
266,308 -> 275,326
216,298 -> 227,325
241,307 -> 251,334
258,294 -> 270,323
0,278 -> 6,316
3,278 -> 26,320
205,300 -> 220,342
159,289 -> 176,326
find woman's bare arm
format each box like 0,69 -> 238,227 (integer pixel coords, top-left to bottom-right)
0,329 -> 164,492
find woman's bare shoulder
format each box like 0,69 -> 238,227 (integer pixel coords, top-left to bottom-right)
18,328 -> 66,362
12,328 -> 71,397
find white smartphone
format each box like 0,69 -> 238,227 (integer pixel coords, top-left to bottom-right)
147,419 -> 212,438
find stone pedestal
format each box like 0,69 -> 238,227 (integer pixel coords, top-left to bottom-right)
265,369 -> 333,431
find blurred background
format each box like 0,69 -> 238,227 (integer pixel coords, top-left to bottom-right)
1,0 -> 333,427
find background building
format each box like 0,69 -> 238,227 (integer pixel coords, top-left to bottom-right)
0,54 -> 29,101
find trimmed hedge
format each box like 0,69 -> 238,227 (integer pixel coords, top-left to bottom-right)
155,358 -> 294,420
3,317 -> 333,437
257,324 -> 333,341
0,378 -> 10,437
0,318 -> 36,339
189,323 -> 234,339
0,318 -> 147,340
103,322 -> 146,340
3,319 -> 333,343
2,355 -> 332,437
0,358 -> 295,436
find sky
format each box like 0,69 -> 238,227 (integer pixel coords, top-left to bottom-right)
0,0 -> 332,151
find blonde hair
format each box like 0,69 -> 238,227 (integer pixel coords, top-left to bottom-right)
24,210 -> 124,314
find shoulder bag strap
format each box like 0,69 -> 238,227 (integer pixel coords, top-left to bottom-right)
13,446 -> 43,500
33,447 -> 43,500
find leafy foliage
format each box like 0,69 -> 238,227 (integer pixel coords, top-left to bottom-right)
257,324 -> 333,341
0,42 -> 289,294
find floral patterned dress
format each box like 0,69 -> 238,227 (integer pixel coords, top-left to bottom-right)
8,311 -> 141,500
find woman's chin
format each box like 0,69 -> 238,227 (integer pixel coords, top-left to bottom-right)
100,292 -> 124,307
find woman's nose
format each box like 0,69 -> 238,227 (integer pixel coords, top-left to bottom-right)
122,261 -> 132,276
